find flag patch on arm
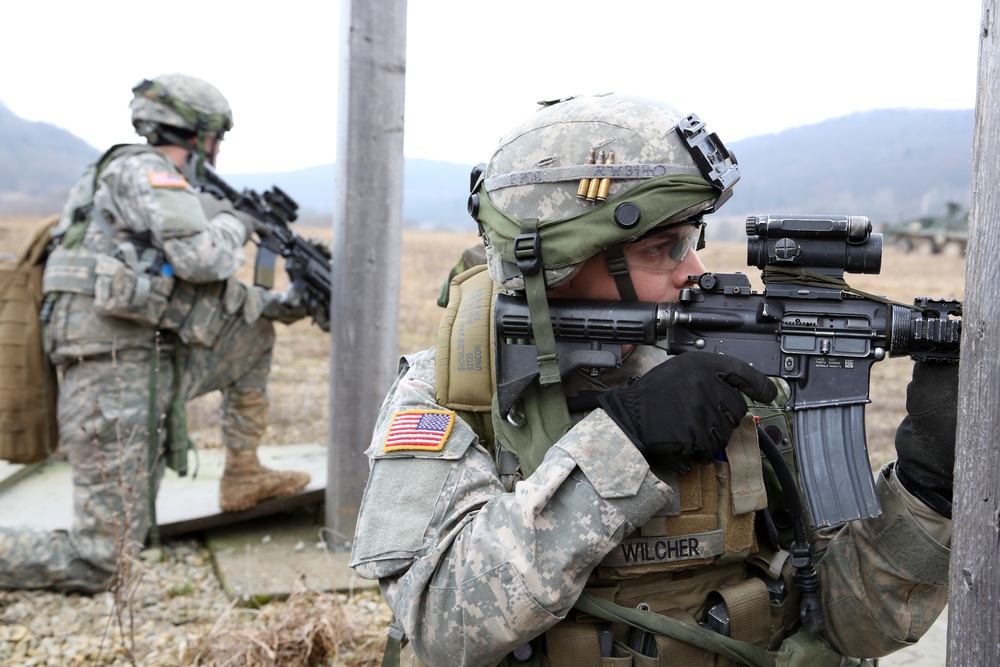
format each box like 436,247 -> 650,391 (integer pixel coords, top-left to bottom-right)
147,172 -> 188,188
383,410 -> 455,453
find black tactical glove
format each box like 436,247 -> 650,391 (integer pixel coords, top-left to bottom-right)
261,286 -> 309,324
597,354 -> 778,469
306,236 -> 332,259
311,303 -> 331,332
232,210 -> 264,241
261,285 -> 331,331
894,361 -> 959,518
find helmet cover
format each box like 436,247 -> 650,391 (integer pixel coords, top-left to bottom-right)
130,73 -> 233,140
472,94 -> 738,290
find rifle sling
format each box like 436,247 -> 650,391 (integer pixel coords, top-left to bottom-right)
574,593 -> 777,667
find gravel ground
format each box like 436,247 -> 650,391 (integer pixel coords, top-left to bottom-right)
0,539 -> 391,666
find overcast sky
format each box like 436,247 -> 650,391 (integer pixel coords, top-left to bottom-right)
0,1 -> 984,174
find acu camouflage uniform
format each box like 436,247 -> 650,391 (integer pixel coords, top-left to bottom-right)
0,144 -> 299,592
349,95 -> 951,667
351,281 -> 950,667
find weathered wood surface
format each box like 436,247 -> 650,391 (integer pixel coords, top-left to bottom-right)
326,0 -> 407,550
948,1 -> 1000,664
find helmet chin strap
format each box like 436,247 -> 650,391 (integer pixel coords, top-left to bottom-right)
180,151 -> 209,186
159,127 -> 212,179
604,243 -> 639,301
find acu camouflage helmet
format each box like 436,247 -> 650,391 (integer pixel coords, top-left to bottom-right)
130,73 -> 234,144
469,94 -> 739,292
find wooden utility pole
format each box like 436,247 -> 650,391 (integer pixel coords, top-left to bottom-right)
948,0 -> 1000,663
326,0 -> 407,551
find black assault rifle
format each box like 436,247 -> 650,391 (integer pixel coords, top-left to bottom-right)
193,161 -> 332,325
495,214 -> 962,528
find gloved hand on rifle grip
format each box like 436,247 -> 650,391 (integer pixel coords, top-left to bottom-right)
195,190 -> 260,242
894,361 -> 959,518
306,236 -> 332,260
261,285 -> 331,332
311,303 -> 331,332
232,210 -> 267,241
597,354 -> 777,469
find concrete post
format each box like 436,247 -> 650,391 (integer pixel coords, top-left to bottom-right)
326,0 -> 407,550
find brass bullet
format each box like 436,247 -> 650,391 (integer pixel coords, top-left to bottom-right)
577,148 -> 596,199
586,150 -> 606,202
596,150 -> 614,202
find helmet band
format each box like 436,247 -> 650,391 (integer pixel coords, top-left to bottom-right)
484,163 -> 700,192
476,173 -> 718,272
132,78 -> 233,135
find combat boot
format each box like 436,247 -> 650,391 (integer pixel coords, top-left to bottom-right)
52,559 -> 115,594
219,449 -> 311,512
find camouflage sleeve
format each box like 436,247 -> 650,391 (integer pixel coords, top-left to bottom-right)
95,152 -> 246,283
815,463 -> 950,658
160,211 -> 247,283
349,349 -> 671,667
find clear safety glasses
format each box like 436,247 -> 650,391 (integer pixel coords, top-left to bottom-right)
624,220 -> 704,272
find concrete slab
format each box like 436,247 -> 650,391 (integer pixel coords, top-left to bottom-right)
204,510 -> 373,600
0,459 -> 41,489
2,443 -> 367,600
0,459 -> 67,529
0,443 -> 329,535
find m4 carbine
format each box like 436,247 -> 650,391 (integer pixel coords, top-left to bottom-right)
194,162 -> 332,326
495,214 -> 961,528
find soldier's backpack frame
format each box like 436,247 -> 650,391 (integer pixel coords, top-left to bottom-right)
0,215 -> 59,463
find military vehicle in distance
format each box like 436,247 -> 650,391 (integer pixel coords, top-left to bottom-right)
883,202 -> 968,256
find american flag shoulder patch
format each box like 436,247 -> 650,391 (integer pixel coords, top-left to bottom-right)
383,409 -> 455,453
147,171 -> 188,188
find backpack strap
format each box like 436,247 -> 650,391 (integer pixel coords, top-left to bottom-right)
434,265 -> 500,413
58,144 -> 161,248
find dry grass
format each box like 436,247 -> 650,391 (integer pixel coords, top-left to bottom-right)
185,587 -> 388,667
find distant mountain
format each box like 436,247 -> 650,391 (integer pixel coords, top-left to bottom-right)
0,103 -> 975,241
0,101 -> 100,214
722,108 -> 973,222
225,109 -> 975,239
224,159 -> 473,230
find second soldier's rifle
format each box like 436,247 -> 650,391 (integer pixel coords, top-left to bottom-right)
193,161 -> 332,325
494,214 -> 962,528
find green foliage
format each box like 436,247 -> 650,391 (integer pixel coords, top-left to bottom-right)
168,580 -> 195,597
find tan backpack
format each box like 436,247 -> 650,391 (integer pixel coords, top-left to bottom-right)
0,215 -> 59,463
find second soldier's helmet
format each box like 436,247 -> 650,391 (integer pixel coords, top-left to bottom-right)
129,73 -> 234,145
468,94 -> 739,294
